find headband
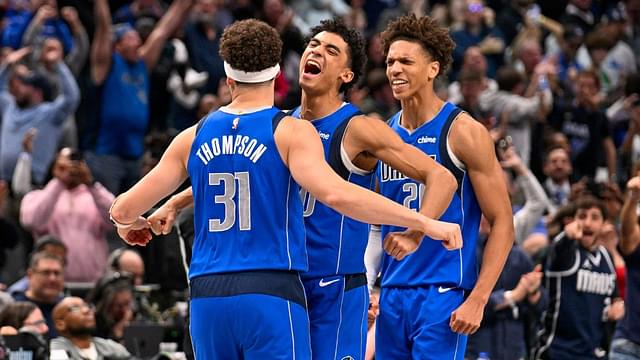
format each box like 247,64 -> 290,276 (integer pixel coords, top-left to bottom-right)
224,61 -> 280,83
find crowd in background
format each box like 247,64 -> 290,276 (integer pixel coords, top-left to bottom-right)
0,0 -> 639,359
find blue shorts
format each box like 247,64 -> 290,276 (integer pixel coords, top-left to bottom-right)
376,285 -> 467,360
302,274 -> 369,360
189,271 -> 311,360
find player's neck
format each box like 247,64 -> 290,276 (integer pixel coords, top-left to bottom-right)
299,90 -> 343,121
399,88 -> 444,131
226,87 -> 274,111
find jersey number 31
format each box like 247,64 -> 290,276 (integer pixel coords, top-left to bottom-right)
209,172 -> 251,232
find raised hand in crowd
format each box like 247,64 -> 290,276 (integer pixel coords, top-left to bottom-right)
41,37 -> 63,66
2,47 -> 31,65
33,4 -> 58,25
21,128 -> 37,154
60,6 -> 82,32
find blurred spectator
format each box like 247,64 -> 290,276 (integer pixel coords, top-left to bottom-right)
20,148 -> 114,283
455,69 -> 487,120
534,197 -> 624,360
608,74 -> 640,146
561,0 -> 597,35
0,46 -> 80,185
106,249 -> 145,287
621,92 -> 640,173
12,252 -> 64,339
447,46 -> 497,105
479,66 -> 552,166
260,0 -> 306,107
0,301 -> 48,336
614,174 -> 640,359
113,0 -> 166,26
358,68 -> 398,120
87,273 -> 135,342
21,5 -> 88,151
182,0 -> 224,96
7,235 -> 67,297
22,5 -> 87,76
50,296 -> 133,359
451,0 -> 505,79
549,70 -> 617,181
86,0 -> 193,195
554,24 -> 585,92
583,30 -> 618,99
1,0 -> 73,53
0,180 -> 19,287
543,146 -> 574,212
496,0 -> 531,46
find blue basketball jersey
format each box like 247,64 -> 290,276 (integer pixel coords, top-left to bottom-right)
535,234 -> 616,360
187,107 -> 306,278
291,103 -> 376,278
378,102 -> 482,289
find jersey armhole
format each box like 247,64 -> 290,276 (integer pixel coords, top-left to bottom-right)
195,115 -> 207,135
271,111 -> 288,134
328,110 -> 364,180
438,108 -> 465,188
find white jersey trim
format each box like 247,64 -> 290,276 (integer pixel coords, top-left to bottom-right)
340,141 -> 371,176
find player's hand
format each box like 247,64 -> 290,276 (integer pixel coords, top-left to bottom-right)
117,216 -> 152,246
564,220 -> 582,241
367,293 -> 379,330
450,296 -> 485,335
423,219 -> 462,250
383,229 -> 423,260
523,264 -> 543,294
148,201 -> 179,235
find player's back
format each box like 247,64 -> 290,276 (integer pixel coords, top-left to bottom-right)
291,103 -> 375,278
187,106 -> 306,278
378,102 -> 482,289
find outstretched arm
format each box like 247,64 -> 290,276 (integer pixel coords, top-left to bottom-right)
110,127 -> 193,244
347,116 -> 457,220
91,0 -> 113,84
448,114 -> 514,335
148,186 -> 193,235
347,115 -> 458,252
139,0 -> 193,70
279,117 -> 461,256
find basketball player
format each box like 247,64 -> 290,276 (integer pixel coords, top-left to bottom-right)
534,197 -> 624,360
370,14 -> 514,359
292,19 -> 458,360
147,18 -> 461,360
109,19 -> 461,359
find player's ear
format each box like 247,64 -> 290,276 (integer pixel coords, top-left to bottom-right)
427,61 -> 440,81
340,70 -> 354,85
226,77 -> 236,92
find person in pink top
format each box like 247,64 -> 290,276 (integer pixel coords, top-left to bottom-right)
20,148 -> 114,282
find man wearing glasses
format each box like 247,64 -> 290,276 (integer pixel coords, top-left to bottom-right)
12,252 -> 64,339
50,297 -> 132,359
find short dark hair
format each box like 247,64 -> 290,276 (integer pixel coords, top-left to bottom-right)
574,195 -> 608,220
29,252 -> 64,270
496,67 -> 524,92
544,145 -> 569,162
0,301 -> 37,329
308,18 -> 366,93
34,235 -> 66,253
219,19 -> 282,75
381,14 -> 455,77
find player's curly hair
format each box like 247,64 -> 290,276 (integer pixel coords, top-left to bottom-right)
308,18 -> 366,93
219,19 -> 282,75
380,14 -> 455,77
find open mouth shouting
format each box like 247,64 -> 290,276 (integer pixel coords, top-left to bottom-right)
302,59 -> 322,78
